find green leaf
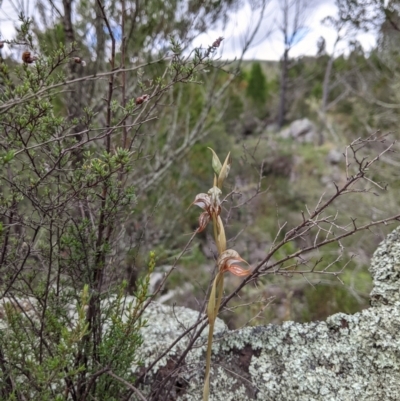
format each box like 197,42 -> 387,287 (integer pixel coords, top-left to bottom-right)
208,147 -> 222,175
217,152 -> 231,189
2,150 -> 15,164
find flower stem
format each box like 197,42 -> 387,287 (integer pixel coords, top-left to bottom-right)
204,272 -> 224,401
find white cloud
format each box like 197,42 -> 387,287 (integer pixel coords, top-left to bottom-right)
193,0 -> 377,60
0,0 -> 377,60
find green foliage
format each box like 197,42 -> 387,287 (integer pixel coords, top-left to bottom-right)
246,61 -> 268,105
310,81 -> 323,98
302,283 -> 362,322
0,12 -> 224,399
35,24 -> 66,54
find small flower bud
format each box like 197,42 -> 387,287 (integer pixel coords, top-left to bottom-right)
135,94 -> 149,105
22,51 -> 37,64
212,37 -> 224,48
73,57 -> 86,67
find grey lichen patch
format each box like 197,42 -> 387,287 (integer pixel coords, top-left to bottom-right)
179,365 -> 252,401
135,302 -> 227,372
369,225 -> 400,306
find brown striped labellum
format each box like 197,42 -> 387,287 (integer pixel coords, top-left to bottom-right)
197,212 -> 211,233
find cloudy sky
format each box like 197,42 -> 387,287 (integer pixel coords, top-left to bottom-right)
0,0 -> 377,60
193,0 -> 377,60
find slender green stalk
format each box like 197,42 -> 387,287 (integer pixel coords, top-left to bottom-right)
204,272 -> 224,401
192,149 -> 248,401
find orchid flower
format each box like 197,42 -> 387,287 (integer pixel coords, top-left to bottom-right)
192,148 -> 251,401
192,186 -> 227,253
217,249 -> 250,276
192,187 -> 221,233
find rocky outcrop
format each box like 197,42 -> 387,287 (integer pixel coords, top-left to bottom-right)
2,227 -> 400,400
280,118 -> 317,143
138,225 -> 400,400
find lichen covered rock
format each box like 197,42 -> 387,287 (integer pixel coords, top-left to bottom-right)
369,225 -> 400,307
138,225 -> 400,400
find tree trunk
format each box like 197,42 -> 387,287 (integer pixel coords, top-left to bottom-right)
322,55 -> 334,113
278,48 -> 289,128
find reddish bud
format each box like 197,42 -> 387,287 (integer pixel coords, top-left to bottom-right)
73,57 -> 86,67
212,37 -> 224,48
135,94 -> 149,105
22,51 -> 37,64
